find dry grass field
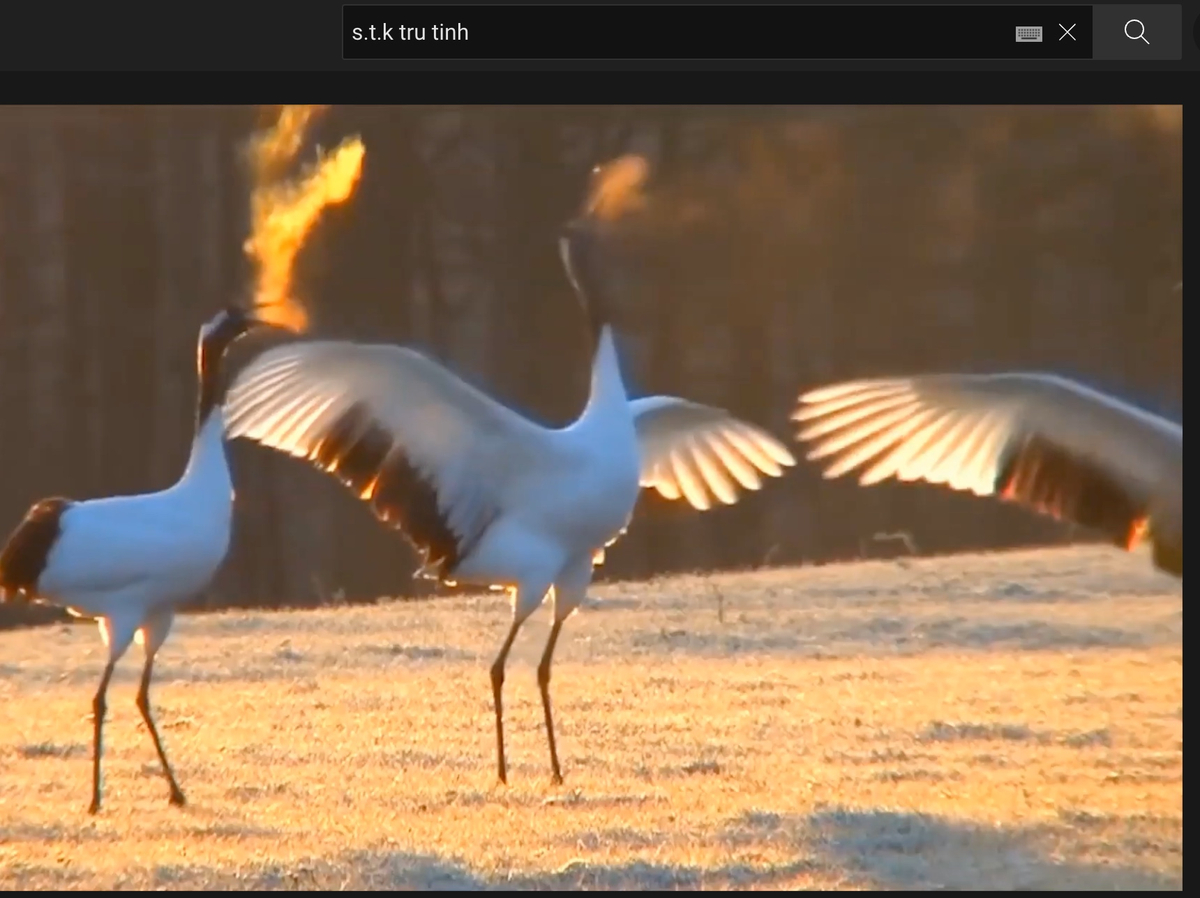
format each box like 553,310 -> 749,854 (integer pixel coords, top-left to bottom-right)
0,545 -> 1182,890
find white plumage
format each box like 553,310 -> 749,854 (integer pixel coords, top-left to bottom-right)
0,306 -> 265,813
793,371 -> 1182,578
632,395 -> 793,510
223,334 -> 794,784
222,175 -> 796,785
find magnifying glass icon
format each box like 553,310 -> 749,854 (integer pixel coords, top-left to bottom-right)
1124,18 -> 1149,44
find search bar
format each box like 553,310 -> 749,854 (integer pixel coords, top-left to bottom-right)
343,5 -> 1095,60
1092,5 -> 1183,59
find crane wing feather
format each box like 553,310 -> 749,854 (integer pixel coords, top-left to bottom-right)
793,372 -> 1182,561
630,396 -> 796,511
224,340 -> 555,578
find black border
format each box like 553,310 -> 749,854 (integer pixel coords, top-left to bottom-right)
0,71 -> 1188,105
0,1 -> 1194,73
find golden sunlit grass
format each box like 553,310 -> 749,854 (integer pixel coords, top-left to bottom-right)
243,104 -> 366,334
0,545 -> 1181,889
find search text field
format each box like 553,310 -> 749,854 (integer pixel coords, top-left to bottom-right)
342,4 -> 1095,61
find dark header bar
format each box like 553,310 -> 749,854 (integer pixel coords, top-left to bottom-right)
343,4 -> 1095,60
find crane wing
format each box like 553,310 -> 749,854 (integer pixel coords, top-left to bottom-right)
630,396 -> 795,511
223,339 -> 554,578
792,371 -> 1181,553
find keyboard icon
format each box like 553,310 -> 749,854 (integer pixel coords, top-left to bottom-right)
1015,26 -> 1044,42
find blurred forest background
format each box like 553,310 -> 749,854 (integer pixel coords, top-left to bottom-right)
0,105 -> 1182,627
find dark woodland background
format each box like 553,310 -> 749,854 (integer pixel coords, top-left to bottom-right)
0,105 -> 1182,628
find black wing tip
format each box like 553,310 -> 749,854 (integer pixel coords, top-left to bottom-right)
308,402 -> 474,583
0,496 -> 75,597
995,435 -> 1145,551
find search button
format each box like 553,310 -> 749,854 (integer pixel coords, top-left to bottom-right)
1092,4 -> 1181,60
1124,18 -> 1150,43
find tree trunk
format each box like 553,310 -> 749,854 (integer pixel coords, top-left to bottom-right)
27,122 -> 69,485
150,110 -> 188,489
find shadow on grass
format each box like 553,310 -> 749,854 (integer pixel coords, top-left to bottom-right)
0,820 -> 120,843
0,811 -> 284,889
5,804 -> 1177,890
136,851 -> 820,890
723,806 -> 1182,890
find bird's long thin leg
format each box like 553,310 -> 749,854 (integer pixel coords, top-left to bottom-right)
135,609 -> 185,807
536,618 -> 566,785
136,657 -> 185,807
537,555 -> 595,786
490,619 -> 523,785
88,615 -> 138,815
89,662 -> 116,815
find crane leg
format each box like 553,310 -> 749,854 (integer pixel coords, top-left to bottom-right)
536,618 -> 566,784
